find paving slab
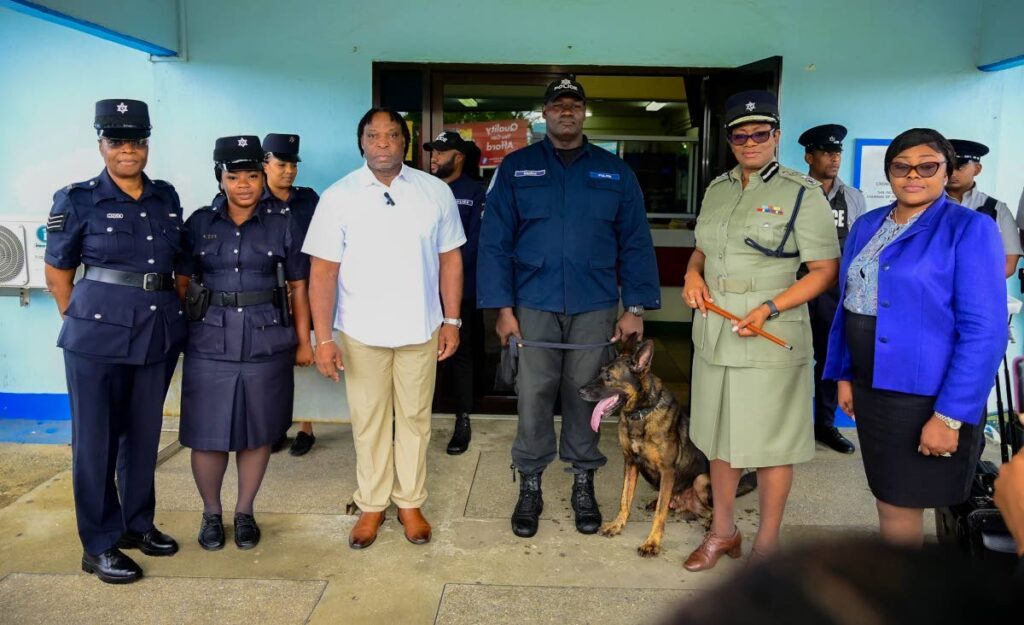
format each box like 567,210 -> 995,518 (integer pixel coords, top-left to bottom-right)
434,583 -> 693,625
0,443 -> 71,510
0,573 -> 326,625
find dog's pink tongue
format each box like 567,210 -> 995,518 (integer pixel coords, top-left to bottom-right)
591,396 -> 618,432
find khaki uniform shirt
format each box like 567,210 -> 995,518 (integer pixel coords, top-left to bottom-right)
693,162 -> 841,369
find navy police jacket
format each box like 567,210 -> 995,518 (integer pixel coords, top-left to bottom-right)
45,169 -> 187,364
177,194 -> 308,363
449,173 -> 485,303
477,136 -> 660,314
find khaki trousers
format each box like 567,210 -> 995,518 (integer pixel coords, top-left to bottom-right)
340,329 -> 438,512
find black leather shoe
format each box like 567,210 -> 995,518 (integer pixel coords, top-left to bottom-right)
816,426 -> 856,454
571,469 -> 602,534
446,413 -> 472,455
234,513 -> 261,550
117,528 -> 179,557
271,433 -> 289,453
82,548 -> 142,584
289,431 -> 316,456
511,471 -> 543,538
198,513 -> 225,551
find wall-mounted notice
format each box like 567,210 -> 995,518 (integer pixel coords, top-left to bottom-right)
853,138 -> 895,209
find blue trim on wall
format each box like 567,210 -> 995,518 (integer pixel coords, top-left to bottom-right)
978,54 -> 1024,72
852,138 -> 892,189
0,419 -> 71,444
0,392 -> 70,421
1,0 -> 177,57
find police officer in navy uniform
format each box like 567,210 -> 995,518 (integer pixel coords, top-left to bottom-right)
261,133 -> 320,456
945,139 -> 1022,278
425,130 -> 485,455
478,77 -> 661,538
176,136 -> 312,551
44,99 -> 186,584
797,124 -> 866,454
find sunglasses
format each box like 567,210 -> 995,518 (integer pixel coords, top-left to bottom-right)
101,137 -> 149,149
728,130 -> 775,146
886,161 -> 945,178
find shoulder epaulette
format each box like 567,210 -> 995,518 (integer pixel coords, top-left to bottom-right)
778,166 -> 822,189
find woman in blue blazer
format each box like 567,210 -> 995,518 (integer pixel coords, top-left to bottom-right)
824,128 -> 1006,547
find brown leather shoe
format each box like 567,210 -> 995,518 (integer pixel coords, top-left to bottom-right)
683,527 -> 742,572
396,508 -> 432,545
348,511 -> 385,550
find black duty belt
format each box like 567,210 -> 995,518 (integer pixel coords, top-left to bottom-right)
210,289 -> 275,307
84,266 -> 174,291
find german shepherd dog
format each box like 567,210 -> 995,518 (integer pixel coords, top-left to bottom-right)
578,336 -> 756,557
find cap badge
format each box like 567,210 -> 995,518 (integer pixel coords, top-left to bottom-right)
745,101 -> 756,112
829,136 -> 836,142
289,136 -> 296,143
436,132 -> 448,142
237,137 -> 248,147
116,102 -> 128,114
557,79 -> 578,92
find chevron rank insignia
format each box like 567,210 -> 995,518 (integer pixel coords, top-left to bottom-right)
46,213 -> 68,232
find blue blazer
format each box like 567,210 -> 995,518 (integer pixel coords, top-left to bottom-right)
823,195 -> 1007,424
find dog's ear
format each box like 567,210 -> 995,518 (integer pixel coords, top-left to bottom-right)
630,339 -> 655,373
620,332 -> 639,356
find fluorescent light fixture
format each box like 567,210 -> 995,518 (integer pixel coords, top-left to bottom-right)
645,101 -> 667,112
585,110 -> 593,117
457,98 -> 478,108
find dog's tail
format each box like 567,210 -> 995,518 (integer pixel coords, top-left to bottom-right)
736,471 -> 758,497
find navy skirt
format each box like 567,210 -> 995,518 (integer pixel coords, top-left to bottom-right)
179,352 -> 294,451
846,312 -> 983,508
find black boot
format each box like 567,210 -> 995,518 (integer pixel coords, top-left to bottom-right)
815,426 -> 856,454
511,471 -> 543,538
446,413 -> 472,455
571,469 -> 602,534
81,548 -> 143,584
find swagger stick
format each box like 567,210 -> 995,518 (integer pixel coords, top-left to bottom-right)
704,301 -> 794,351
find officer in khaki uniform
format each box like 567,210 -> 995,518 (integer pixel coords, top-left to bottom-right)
682,90 -> 840,572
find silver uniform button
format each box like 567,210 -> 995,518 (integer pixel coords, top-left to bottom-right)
94,313 -> 102,319
140,212 -> 147,217
233,249 -> 239,254
147,259 -> 155,264
237,308 -> 243,313
146,235 -> 153,241
234,267 -> 239,272
267,251 -> 273,256
235,231 -> 240,236
106,226 -> 113,232
150,305 -> 157,311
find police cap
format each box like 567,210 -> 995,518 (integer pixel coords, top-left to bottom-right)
798,124 -> 847,152
544,76 -> 586,104
423,130 -> 472,153
949,139 -> 989,163
262,133 -> 301,162
724,90 -> 779,129
214,135 -> 265,171
94,99 -> 152,139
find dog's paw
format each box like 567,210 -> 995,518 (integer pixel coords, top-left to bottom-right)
637,541 -> 661,557
599,521 -> 624,537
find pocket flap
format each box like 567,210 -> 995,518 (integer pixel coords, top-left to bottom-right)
198,240 -> 222,256
200,306 -> 226,327
86,220 -> 133,235
513,253 -> 545,269
64,299 -> 134,327
249,307 -> 281,328
586,177 -> 623,193
512,175 -> 551,189
589,256 -> 616,269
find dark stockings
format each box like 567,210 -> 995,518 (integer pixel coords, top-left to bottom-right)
190,445 -> 272,515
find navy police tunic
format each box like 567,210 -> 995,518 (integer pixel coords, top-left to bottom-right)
176,194 -> 308,451
45,168 -> 186,556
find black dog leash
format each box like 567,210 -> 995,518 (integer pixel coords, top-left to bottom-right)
508,338 -> 615,358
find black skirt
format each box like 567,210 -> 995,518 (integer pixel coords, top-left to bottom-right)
179,351 -> 294,452
846,312 -> 983,508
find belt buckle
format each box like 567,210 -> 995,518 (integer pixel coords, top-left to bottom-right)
142,272 -> 159,291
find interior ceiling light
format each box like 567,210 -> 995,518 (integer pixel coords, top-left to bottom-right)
585,110 -> 593,117
457,98 -> 478,108
645,101 -> 668,112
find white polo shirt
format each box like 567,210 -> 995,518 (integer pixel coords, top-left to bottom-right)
303,163 -> 466,348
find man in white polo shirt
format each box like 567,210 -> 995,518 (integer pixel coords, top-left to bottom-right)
304,108 -> 466,550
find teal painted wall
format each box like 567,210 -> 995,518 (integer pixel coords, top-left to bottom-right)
2,0 -> 1024,401
28,0 -> 178,53
980,0 -> 1024,68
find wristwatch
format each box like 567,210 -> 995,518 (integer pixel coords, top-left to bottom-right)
626,305 -> 645,318
762,300 -> 780,319
442,317 -> 463,329
934,412 -> 962,430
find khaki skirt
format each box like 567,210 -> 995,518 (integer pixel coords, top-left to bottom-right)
690,355 -> 814,468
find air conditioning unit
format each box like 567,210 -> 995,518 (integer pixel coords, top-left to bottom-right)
0,218 -> 48,289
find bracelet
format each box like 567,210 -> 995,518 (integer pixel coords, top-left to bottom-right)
934,412 -> 962,431
317,338 -> 335,346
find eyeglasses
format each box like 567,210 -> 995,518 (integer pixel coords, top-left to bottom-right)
100,137 -> 149,149
886,161 -> 945,178
728,130 -> 774,146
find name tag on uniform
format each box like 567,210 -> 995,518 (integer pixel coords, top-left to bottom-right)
514,169 -> 546,177
168,213 -> 178,218
755,205 -> 784,216
589,171 -> 620,181
456,199 -> 475,206
106,213 -> 124,219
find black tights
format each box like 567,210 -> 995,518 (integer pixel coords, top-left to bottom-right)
190,445 -> 272,515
